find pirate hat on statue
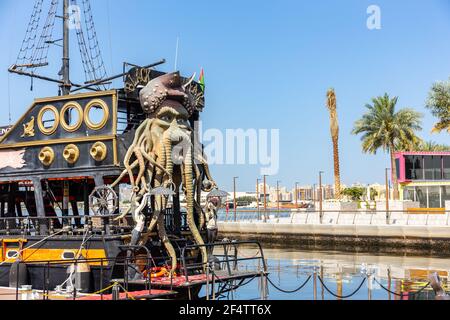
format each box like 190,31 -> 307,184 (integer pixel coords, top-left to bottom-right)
139,71 -> 195,115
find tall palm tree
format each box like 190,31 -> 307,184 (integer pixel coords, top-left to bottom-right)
326,88 -> 341,199
352,94 -> 423,200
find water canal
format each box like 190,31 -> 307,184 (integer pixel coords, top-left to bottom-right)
201,246 -> 448,300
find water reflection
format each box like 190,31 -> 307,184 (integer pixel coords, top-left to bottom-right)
224,247 -> 447,300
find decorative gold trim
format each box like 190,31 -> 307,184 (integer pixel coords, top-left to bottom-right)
113,137 -> 119,166
90,142 -> 108,162
21,117 -> 35,138
0,135 -> 115,150
0,91 -> 117,145
0,102 -> 36,144
84,99 -> 110,131
60,102 -> 83,132
37,105 -> 60,135
63,144 -> 80,164
34,90 -> 117,104
39,147 -> 55,166
112,93 -> 118,135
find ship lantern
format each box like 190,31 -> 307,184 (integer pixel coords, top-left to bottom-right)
39,147 -> 55,166
63,144 -> 80,164
90,142 -> 107,162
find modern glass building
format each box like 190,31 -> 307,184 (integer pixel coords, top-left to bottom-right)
395,152 -> 450,208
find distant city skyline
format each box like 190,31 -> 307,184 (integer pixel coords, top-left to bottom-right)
0,0 -> 449,191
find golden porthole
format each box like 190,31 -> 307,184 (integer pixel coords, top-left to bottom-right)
63,144 -> 80,164
90,142 -> 108,162
37,105 -> 60,135
61,102 -> 83,132
39,147 -> 55,166
84,99 -> 109,131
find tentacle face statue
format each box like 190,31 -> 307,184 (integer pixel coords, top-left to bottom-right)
111,72 -> 217,273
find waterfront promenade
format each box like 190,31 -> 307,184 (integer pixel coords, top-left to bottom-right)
218,209 -> 450,253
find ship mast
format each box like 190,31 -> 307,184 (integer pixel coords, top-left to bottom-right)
9,0 -> 165,95
61,0 -> 71,95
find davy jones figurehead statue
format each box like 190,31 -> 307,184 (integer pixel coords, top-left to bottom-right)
111,71 -> 218,274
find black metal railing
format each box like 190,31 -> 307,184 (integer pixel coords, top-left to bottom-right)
0,215 -> 133,237
180,241 -> 267,283
8,240 -> 266,300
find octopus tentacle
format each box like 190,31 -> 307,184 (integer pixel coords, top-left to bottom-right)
184,144 -> 208,269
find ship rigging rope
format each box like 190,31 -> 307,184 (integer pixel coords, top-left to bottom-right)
43,281 -> 137,300
69,0 -> 108,88
59,227 -> 93,289
15,0 -> 59,73
373,277 -> 431,297
16,0 -> 44,67
317,275 -> 367,299
30,0 -> 59,71
266,275 -> 312,294
0,227 -> 69,266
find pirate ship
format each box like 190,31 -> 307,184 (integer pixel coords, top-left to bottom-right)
0,0 -> 266,300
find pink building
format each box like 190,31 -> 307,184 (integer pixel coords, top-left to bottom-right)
394,151 -> 450,208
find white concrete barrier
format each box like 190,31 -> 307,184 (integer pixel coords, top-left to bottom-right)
218,222 -> 450,239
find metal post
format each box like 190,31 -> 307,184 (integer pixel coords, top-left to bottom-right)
313,271 -> 317,300
83,179 -> 89,217
276,180 -> 281,220
233,177 -> 238,222
32,178 -> 48,235
387,267 -> 392,300
256,179 -> 261,220
206,262 -> 210,300
61,0 -> 71,95
319,171 -> 324,224
337,273 -> 342,300
385,168 -> 390,225
320,265 -> 324,300
295,182 -> 299,209
263,175 -> 268,222
62,181 -> 69,223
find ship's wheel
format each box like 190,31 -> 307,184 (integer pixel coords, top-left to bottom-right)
89,186 -> 118,216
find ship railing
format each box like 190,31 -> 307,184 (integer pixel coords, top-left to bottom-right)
0,214 -> 133,237
11,252 -> 164,300
9,240 -> 266,300
179,240 -> 267,284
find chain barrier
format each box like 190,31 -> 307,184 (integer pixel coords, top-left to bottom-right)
267,275 -> 312,294
373,278 -> 431,298
317,275 -> 366,299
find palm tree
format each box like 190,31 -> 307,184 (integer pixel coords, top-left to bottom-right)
326,88 -> 341,199
426,79 -> 450,133
394,135 -> 423,152
418,140 -> 450,152
352,94 -> 423,200
395,139 -> 450,152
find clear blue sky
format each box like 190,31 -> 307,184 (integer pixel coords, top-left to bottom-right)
0,0 -> 449,192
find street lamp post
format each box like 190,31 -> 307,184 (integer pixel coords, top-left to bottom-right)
385,168 -> 390,225
233,176 -> 238,222
256,178 -> 261,220
276,180 -> 281,218
295,182 -> 299,209
319,171 -> 324,224
263,175 -> 268,222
